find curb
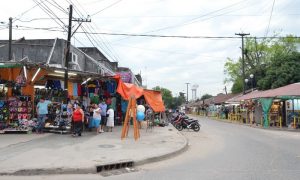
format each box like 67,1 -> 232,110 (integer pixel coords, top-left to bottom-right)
135,131 -> 189,166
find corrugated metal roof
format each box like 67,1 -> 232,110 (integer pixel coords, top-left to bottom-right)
231,82 -> 300,101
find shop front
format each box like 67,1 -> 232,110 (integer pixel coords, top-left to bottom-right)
0,62 -> 120,134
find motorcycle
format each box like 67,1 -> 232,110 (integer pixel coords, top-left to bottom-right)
173,115 -> 200,132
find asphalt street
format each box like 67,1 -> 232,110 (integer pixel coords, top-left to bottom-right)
2,116 -> 300,180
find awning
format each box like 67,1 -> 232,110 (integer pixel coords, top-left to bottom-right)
233,82 -> 300,101
116,79 -> 165,112
0,63 -> 22,68
143,89 -> 165,112
116,81 -> 144,100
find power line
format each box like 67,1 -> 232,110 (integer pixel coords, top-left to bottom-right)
16,17 -> 68,23
9,25 -> 300,39
49,0 -> 69,14
13,0 -> 50,23
32,0 -> 67,32
264,0 -> 276,37
69,0 -> 121,62
111,0 -> 251,42
91,0 -> 123,16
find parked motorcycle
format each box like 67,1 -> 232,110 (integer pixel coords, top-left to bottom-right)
173,115 -> 200,132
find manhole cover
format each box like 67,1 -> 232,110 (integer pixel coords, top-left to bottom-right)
99,144 -> 115,148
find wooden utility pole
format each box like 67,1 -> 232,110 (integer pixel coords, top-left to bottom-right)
235,33 -> 250,94
8,17 -> 12,60
64,5 -> 91,102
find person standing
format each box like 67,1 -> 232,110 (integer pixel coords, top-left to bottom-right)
99,100 -> 107,133
93,104 -> 102,134
36,97 -> 51,134
106,106 -> 114,132
72,104 -> 84,137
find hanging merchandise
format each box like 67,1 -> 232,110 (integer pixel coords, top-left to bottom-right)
0,100 -> 9,130
15,74 -> 26,87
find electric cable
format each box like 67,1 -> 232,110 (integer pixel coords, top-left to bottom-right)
91,0 -> 123,16
264,0 -> 276,37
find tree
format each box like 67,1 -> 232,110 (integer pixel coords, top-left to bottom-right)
200,94 -> 213,100
152,86 -> 173,109
224,35 -> 300,92
257,52 -> 300,90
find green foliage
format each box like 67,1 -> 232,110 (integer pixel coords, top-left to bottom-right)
257,52 -> 300,90
152,86 -> 185,109
224,34 -> 300,92
200,94 -> 213,100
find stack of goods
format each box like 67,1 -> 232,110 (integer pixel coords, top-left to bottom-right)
34,88 -> 67,104
0,101 -> 9,131
44,103 -> 71,134
0,97 -> 35,133
9,100 -> 33,122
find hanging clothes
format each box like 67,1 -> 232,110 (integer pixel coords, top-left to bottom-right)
77,83 -> 82,96
121,100 -> 128,113
60,80 -> 65,90
53,80 -> 61,89
73,83 -> 78,96
68,82 -> 73,96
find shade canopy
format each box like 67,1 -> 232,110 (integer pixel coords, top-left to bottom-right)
116,79 -> 165,112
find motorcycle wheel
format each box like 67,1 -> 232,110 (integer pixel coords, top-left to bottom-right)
175,124 -> 183,131
193,124 -> 200,132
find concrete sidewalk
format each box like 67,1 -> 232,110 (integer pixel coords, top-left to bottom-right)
0,125 -> 187,175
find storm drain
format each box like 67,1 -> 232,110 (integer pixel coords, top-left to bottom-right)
96,161 -> 134,172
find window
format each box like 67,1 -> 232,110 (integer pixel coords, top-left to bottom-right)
71,53 -> 78,64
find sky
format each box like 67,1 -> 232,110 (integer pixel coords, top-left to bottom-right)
0,0 -> 299,100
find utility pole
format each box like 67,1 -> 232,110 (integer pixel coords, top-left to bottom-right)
235,32 -> 250,94
185,83 -> 190,103
8,17 -> 12,60
64,5 -> 91,102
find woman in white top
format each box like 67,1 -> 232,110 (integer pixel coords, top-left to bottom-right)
106,106 -> 114,132
93,104 -> 102,134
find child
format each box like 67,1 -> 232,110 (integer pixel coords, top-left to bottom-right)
106,106 -> 114,132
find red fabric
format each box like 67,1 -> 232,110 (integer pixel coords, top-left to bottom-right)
77,83 -> 82,96
73,109 -> 83,122
143,89 -> 165,112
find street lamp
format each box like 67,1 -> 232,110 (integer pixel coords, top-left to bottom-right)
244,78 -> 249,91
249,74 -> 254,91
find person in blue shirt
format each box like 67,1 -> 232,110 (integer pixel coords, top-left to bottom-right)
36,96 -> 51,134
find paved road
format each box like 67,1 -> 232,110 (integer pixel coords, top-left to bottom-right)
2,116 -> 300,180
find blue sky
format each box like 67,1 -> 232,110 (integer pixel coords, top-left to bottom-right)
0,0 -> 299,99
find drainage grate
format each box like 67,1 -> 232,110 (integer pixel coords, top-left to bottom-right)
96,161 -> 134,173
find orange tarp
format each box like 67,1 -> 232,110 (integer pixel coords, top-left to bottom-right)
143,89 -> 165,112
117,81 -> 144,100
116,79 -> 165,112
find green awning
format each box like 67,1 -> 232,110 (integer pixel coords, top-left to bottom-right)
0,63 -> 22,68
276,95 -> 300,100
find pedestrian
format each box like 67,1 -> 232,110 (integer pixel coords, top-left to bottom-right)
88,103 -> 94,131
93,104 -> 102,134
106,106 -> 114,132
72,104 -> 84,137
36,96 -> 51,134
99,100 -> 107,132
